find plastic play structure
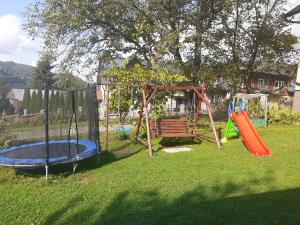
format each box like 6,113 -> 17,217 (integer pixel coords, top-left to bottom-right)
135,84 -> 221,156
222,99 -> 271,156
234,93 -> 268,127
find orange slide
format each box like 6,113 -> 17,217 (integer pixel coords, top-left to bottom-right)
231,111 -> 271,156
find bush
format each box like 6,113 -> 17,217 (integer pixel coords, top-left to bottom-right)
268,106 -> 299,124
0,119 -> 11,148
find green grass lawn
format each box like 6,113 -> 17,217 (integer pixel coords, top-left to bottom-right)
0,124 -> 300,225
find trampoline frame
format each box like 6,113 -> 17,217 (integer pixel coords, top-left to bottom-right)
0,140 -> 98,168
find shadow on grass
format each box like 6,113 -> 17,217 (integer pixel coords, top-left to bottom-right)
100,143 -> 144,167
43,175 -> 300,225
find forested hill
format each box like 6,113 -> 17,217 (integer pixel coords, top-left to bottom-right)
0,61 -> 34,78
0,61 -> 86,90
0,61 -> 33,90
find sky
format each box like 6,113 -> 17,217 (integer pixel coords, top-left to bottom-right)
0,0 -> 300,67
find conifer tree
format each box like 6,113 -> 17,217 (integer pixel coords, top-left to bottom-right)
64,91 -> 72,116
36,89 -> 43,112
48,90 -> 54,112
60,93 -> 65,120
30,91 -> 37,113
78,91 -> 84,111
22,88 -> 31,111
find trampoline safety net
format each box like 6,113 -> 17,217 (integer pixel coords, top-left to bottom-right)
0,84 -> 100,171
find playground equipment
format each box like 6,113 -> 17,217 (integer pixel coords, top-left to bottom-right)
222,100 -> 271,156
135,84 -> 221,156
0,84 -> 101,179
102,84 -> 134,151
234,93 -> 268,127
222,101 -> 239,141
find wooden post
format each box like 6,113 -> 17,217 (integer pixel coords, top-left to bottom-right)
105,85 -> 109,151
193,98 -> 202,134
203,92 -> 221,149
193,86 -> 221,149
142,88 -> 153,156
135,86 -> 158,139
135,100 -> 144,139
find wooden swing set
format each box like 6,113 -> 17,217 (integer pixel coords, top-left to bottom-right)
135,84 -> 221,156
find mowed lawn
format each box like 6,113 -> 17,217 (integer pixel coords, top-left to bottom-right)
0,125 -> 299,225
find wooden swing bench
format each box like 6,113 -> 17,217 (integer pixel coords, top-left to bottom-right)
150,119 -> 196,138
135,84 -> 221,156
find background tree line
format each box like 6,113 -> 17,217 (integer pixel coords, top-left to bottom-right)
22,88 -> 88,121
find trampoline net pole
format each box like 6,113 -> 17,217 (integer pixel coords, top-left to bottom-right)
93,85 -> 101,161
44,80 -> 50,179
71,91 -> 79,158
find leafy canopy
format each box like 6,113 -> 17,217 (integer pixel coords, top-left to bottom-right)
102,63 -> 187,120
25,0 -> 298,90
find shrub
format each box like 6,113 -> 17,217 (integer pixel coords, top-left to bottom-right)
268,106 -> 299,124
0,119 -> 11,148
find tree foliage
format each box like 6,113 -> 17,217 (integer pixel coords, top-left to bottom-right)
30,90 -> 38,113
25,0 -> 298,90
102,63 -> 187,119
0,119 -> 11,148
0,78 -> 14,115
22,88 -> 31,111
31,55 -> 56,88
0,77 -> 7,97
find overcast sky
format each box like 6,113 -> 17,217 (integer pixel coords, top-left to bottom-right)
0,0 -> 300,67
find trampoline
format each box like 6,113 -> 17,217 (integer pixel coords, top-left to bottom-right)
0,140 -> 98,168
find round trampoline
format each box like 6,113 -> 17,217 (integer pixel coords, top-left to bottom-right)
0,140 -> 98,168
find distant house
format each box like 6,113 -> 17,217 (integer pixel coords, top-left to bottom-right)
6,89 -> 43,114
247,71 -> 294,108
6,89 -> 26,113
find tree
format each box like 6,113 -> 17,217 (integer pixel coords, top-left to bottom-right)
64,91 -> 72,116
22,88 -> 31,111
55,91 -> 61,112
103,63 -> 187,119
0,98 -> 14,115
30,90 -> 37,113
31,55 -> 56,88
24,0 -> 227,80
55,71 -> 83,89
59,93 -> 66,121
36,89 -> 43,112
217,0 -> 298,91
0,77 -> 7,97
78,91 -> 84,111
49,90 -> 56,115
25,0 -> 297,90
0,77 -> 13,115
0,119 -> 11,148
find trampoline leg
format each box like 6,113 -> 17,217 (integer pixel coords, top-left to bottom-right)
73,163 -> 78,173
97,152 -> 101,165
45,165 -> 49,180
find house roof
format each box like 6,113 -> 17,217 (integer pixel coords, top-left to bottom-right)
6,89 -> 25,101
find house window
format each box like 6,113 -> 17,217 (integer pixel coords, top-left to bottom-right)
274,80 -> 285,89
258,79 -> 267,87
